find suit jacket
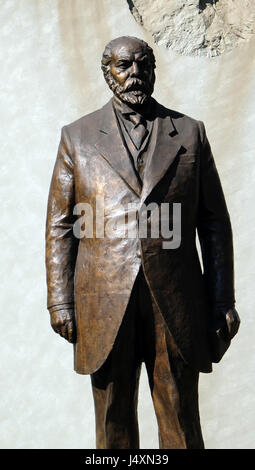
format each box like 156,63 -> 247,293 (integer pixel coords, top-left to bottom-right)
45,98 -> 235,374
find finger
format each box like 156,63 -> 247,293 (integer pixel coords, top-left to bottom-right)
51,316 -> 64,330
226,311 -> 240,339
66,321 -> 75,343
59,324 -> 68,339
231,318 -> 240,337
51,324 -> 62,334
226,315 -> 234,338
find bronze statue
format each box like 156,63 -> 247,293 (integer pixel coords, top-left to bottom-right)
45,36 -> 240,449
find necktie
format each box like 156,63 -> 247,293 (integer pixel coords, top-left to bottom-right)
126,112 -> 148,150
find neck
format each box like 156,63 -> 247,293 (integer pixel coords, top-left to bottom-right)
113,95 -> 153,117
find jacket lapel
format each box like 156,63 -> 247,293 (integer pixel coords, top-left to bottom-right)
94,99 -> 184,202
140,106 -> 183,206
94,99 -> 142,197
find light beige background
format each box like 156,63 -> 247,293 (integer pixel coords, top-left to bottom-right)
0,0 -> 254,449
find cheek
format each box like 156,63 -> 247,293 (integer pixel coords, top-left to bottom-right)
110,67 -> 128,85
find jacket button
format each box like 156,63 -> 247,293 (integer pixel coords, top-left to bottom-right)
136,249 -> 141,258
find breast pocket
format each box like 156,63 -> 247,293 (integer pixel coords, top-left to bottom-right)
166,153 -> 197,201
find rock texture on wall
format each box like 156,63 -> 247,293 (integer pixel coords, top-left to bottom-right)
127,0 -> 255,57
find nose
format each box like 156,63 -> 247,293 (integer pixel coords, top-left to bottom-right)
130,61 -> 139,76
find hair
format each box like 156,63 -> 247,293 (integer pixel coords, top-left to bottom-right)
101,36 -> 156,79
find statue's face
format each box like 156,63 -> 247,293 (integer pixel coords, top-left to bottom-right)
106,39 -> 155,106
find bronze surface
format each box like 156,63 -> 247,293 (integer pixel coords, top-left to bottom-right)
45,36 -> 240,448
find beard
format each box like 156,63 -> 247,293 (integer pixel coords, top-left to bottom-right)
105,72 -> 154,106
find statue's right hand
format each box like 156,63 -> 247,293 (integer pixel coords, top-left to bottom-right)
50,309 -> 76,343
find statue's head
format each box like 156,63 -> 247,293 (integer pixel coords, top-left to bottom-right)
101,36 -> 156,106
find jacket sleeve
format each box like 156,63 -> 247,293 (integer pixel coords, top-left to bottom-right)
45,126 -> 78,310
197,121 -> 235,315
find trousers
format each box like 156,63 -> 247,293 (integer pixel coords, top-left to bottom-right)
90,268 -> 204,449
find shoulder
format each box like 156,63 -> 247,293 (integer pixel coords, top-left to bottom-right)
154,99 -> 204,137
61,99 -> 112,141
156,99 -> 201,124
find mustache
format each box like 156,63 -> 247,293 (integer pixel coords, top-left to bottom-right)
123,78 -> 147,92
104,69 -> 154,105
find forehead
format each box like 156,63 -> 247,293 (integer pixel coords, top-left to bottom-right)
111,40 -> 148,61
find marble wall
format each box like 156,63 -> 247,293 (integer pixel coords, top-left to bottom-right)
1,0 -> 254,449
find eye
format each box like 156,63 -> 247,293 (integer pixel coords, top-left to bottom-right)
116,60 -> 132,69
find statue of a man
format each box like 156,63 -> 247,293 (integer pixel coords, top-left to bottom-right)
46,36 -> 240,449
